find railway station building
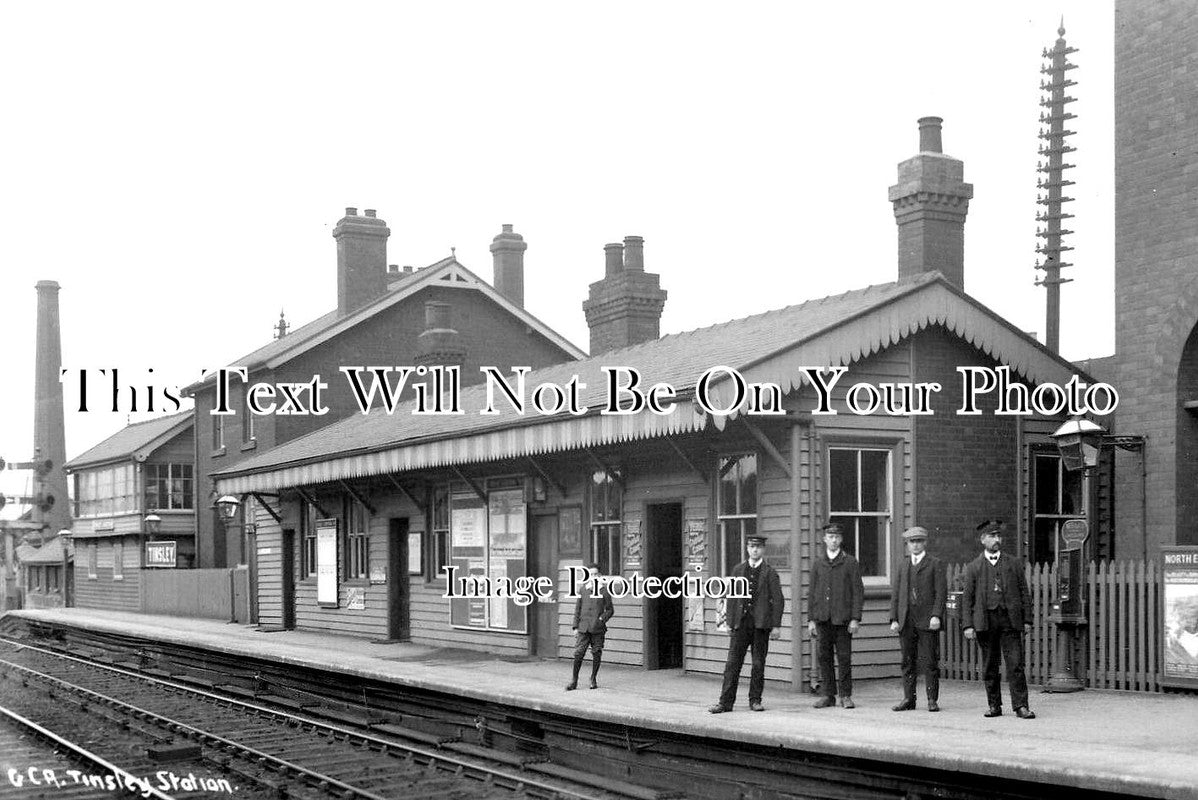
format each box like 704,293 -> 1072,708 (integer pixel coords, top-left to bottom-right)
210,120 -> 1103,687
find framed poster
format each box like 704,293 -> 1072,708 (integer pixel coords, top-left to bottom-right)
316,518 -> 339,607
1162,546 -> 1198,689
558,506 -> 582,556
408,531 -> 423,575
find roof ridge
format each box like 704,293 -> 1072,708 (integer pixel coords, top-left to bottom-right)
589,277 -> 903,360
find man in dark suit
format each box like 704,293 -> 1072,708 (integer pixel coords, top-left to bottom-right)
962,519 -> 1036,719
808,522 -> 865,709
709,533 -> 785,713
889,526 -> 946,712
566,561 -> 614,691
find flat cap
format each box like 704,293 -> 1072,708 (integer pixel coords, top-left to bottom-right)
976,519 -> 1004,535
821,522 -> 845,536
746,533 -> 768,544
902,526 -> 929,542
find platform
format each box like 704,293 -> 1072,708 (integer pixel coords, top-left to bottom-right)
6,608 -> 1197,800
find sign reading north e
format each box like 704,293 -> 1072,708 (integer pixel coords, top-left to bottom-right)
1161,546 -> 1198,690
145,540 -> 177,568
316,518 -> 339,607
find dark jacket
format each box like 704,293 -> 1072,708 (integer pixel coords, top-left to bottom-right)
889,554 -> 947,630
573,581 -> 614,634
808,549 -> 864,625
961,552 -> 1031,631
726,560 -> 785,630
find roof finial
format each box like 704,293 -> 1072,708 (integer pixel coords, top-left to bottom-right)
450,246 -> 456,259
275,309 -> 289,340
1058,16 -> 1065,38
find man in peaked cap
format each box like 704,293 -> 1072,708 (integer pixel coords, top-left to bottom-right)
889,526 -> 947,712
961,519 -> 1036,719
808,521 -> 865,709
709,533 -> 785,713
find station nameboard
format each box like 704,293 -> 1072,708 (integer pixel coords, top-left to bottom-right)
145,540 -> 176,568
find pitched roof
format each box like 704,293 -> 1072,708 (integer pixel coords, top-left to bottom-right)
185,258 -> 584,393
16,534 -> 71,564
215,272 -> 1092,494
65,411 -> 193,471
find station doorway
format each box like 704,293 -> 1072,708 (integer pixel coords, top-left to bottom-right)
644,502 -> 683,669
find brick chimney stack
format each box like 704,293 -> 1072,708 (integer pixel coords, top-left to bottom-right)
333,207 -> 390,316
888,117 -> 974,289
33,280 -> 71,534
490,224 -> 527,307
582,235 -> 667,355
414,300 -> 467,372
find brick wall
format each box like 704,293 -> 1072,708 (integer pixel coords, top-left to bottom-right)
1114,1 -> 1198,549
911,327 -> 1018,565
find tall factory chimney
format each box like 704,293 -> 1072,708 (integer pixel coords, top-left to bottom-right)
33,280 -> 72,534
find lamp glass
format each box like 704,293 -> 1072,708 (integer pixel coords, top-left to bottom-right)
216,495 -> 240,520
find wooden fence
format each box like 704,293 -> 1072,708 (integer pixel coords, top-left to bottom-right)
941,560 -> 1162,693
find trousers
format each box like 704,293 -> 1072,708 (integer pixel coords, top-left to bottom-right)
815,620 -> 853,698
718,621 -> 770,707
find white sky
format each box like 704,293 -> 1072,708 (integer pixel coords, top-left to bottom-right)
0,2 -> 1115,514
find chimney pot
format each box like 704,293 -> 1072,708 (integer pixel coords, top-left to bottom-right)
364,209 -> 376,218
888,117 -> 973,290
490,224 -> 527,307
388,264 -> 399,274
333,208 -> 390,315
623,236 -> 645,271
604,243 -> 624,276
918,116 -> 944,154
404,265 -> 414,274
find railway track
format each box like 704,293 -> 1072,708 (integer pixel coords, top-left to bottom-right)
0,637 -> 671,800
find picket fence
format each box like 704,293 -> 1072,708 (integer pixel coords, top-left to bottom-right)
941,560 -> 1162,693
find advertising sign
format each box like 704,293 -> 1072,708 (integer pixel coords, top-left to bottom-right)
316,518 -> 339,607
144,540 -> 176,568
1162,546 -> 1198,689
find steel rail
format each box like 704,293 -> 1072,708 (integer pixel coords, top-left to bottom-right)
0,702 -> 177,800
0,638 -> 625,800
0,654 -> 394,800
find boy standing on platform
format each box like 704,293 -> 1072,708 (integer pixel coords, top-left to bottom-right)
566,561 -> 614,691
808,522 -> 864,709
708,534 -> 785,713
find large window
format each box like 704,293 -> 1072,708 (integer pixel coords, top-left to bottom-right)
447,478 -> 529,633
241,388 -> 256,445
718,454 -> 758,574
828,446 -> 892,581
212,413 -> 225,451
300,501 -> 318,579
145,464 -> 193,510
589,469 -> 623,575
1031,451 -> 1084,565
112,540 -> 124,580
345,498 -> 370,580
87,543 -> 98,579
74,464 -> 136,517
429,487 -> 450,582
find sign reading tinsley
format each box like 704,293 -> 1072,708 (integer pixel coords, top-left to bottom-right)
1162,547 -> 1198,689
144,541 -> 176,568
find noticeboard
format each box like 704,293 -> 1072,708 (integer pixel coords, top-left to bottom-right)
1162,546 -> 1198,689
316,518 -> 339,607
